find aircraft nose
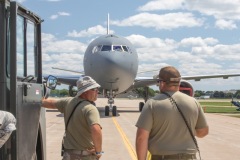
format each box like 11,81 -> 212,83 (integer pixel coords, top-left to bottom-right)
84,51 -> 137,93
98,53 -> 128,81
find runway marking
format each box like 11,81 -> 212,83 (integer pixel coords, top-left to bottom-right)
112,117 -> 137,160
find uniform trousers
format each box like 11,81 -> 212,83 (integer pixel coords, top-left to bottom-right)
151,153 -> 197,160
62,150 -> 97,160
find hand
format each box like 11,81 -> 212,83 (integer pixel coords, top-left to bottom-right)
96,153 -> 102,159
86,148 -> 96,154
86,147 -> 103,159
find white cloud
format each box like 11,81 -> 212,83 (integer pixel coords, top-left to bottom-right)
126,34 -> 166,48
138,0 -> 186,11
137,0 -> 240,30
50,15 -> 58,20
50,12 -> 70,20
42,33 -> 56,42
16,0 -> 26,3
215,19 -> 237,30
111,12 -> 203,30
42,33 -> 86,55
186,0 -> 240,20
42,52 -> 84,75
139,0 -> 240,21
67,25 -> 114,38
42,33 -> 87,74
58,12 -> 70,16
125,34 -> 240,79
180,37 -> 219,47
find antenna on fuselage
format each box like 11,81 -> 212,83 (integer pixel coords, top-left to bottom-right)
107,13 -> 109,35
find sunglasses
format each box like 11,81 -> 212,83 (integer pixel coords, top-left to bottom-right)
91,88 -> 98,91
157,79 -> 165,83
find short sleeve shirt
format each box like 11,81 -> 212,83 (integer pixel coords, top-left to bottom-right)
55,97 -> 101,150
136,91 -> 208,155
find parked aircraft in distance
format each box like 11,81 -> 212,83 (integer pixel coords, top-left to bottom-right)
48,15 -> 240,116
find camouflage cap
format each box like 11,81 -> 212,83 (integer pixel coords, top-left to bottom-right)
75,76 -> 100,97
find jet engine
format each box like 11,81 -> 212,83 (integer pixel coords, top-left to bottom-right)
179,80 -> 194,97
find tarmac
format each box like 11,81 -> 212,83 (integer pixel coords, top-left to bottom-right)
46,98 -> 240,160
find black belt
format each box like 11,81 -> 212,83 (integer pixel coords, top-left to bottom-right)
152,154 -> 196,160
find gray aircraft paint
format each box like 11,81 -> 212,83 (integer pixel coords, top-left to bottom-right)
84,34 -> 138,94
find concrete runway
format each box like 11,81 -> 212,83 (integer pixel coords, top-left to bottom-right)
46,98 -> 240,160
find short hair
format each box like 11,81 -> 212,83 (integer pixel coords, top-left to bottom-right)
159,66 -> 181,86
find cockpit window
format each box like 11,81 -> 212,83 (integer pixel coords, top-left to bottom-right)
92,45 -> 131,53
92,45 -> 102,53
101,45 -> 112,51
122,46 -> 128,52
113,46 -> 122,52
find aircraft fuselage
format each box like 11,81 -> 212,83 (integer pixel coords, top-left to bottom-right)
84,34 -> 138,95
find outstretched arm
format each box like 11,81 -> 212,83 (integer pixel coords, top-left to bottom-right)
42,98 -> 58,109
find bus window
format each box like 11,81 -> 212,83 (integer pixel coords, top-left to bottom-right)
26,20 -> 36,76
16,16 -> 24,77
16,15 -> 37,78
101,45 -> 111,51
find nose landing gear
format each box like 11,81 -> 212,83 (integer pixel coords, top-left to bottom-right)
104,90 -> 117,116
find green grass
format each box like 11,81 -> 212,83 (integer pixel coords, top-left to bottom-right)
199,101 -> 240,114
202,106 -> 239,113
199,101 -> 231,106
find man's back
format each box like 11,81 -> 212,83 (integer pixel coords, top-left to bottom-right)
136,66 -> 208,160
136,91 -> 207,155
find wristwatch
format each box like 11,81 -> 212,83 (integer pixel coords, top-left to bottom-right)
96,151 -> 104,155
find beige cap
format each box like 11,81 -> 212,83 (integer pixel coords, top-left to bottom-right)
159,66 -> 181,85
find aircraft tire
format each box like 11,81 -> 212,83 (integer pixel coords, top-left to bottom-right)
112,106 -> 117,116
139,102 -> 144,112
105,106 -> 110,116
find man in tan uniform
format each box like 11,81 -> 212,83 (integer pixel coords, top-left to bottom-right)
136,66 -> 209,160
42,76 -> 103,160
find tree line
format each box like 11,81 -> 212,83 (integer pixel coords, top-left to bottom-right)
194,90 -> 240,98
50,88 -> 240,99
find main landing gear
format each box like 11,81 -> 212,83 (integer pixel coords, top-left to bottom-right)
139,102 -> 144,112
105,105 -> 117,116
138,86 -> 149,112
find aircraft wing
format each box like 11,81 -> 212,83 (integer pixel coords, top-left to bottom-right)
132,77 -> 158,89
132,73 -> 240,89
180,74 -> 240,81
43,75 -> 80,86
45,73 -> 240,91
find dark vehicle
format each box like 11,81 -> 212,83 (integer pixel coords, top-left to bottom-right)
0,1 -> 57,159
231,98 -> 240,111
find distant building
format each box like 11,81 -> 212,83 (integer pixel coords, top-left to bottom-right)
223,90 -> 237,95
199,95 -> 210,99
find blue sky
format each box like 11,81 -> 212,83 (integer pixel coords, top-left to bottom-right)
17,0 -> 240,91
